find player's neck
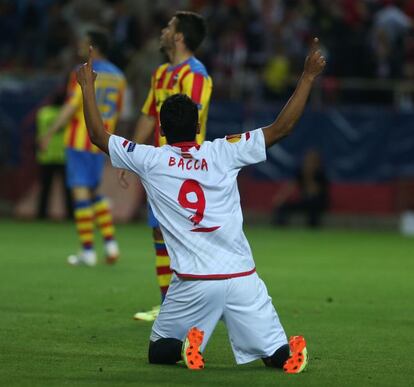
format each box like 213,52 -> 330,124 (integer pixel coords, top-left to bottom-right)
169,49 -> 193,66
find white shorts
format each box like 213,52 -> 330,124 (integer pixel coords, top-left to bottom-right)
150,272 -> 288,364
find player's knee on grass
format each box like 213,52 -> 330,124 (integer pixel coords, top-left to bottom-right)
152,227 -> 163,241
148,339 -> 183,365
262,344 -> 290,369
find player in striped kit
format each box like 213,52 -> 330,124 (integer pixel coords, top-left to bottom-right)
78,37 -> 326,373
119,11 -> 212,320
40,29 -> 125,266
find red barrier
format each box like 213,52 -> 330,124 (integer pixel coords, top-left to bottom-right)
238,176 -> 412,214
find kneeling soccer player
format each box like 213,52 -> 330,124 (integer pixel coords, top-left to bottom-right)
77,39 -> 326,373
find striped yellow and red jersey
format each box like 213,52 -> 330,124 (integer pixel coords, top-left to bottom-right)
142,56 -> 212,147
64,60 -> 126,153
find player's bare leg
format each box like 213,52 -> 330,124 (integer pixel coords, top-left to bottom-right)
67,186 -> 97,266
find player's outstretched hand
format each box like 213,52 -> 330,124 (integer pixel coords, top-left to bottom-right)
77,46 -> 97,88
304,38 -> 326,81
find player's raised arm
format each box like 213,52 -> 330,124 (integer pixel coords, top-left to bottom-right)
262,38 -> 326,148
77,46 -> 111,154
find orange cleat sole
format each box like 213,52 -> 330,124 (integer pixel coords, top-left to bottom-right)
182,327 -> 205,370
283,335 -> 308,374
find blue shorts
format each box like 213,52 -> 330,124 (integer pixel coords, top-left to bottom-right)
147,204 -> 159,228
65,149 -> 105,189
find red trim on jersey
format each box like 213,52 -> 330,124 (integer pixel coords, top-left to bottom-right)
122,139 -> 129,148
179,69 -> 192,91
245,131 -> 251,141
68,118 -> 79,148
84,133 -> 92,151
68,72 -> 77,93
172,141 -> 200,150
190,226 -> 221,233
174,267 -> 256,280
156,67 -> 168,89
147,94 -> 157,118
191,73 -> 204,103
167,64 -> 185,89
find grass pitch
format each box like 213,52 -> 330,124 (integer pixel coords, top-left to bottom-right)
0,220 -> 413,386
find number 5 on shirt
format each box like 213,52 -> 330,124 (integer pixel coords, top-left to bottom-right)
96,86 -> 118,119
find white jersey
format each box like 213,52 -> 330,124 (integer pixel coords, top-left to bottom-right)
108,129 -> 266,279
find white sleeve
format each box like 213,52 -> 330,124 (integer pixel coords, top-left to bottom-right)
108,134 -> 156,177
213,128 -> 266,170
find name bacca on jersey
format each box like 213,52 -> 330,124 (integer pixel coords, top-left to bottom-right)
109,129 -> 266,279
169,157 -> 209,171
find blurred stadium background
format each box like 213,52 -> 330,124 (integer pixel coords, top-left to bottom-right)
1,1 -> 414,386
0,0 -> 414,227
1,0 -> 414,231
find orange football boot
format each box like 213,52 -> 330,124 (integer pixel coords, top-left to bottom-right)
283,335 -> 308,374
182,327 -> 205,370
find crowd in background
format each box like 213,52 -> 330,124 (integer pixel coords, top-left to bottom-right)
1,0 -> 414,104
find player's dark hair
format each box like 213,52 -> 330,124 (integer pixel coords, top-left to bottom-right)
160,94 -> 199,144
87,29 -> 110,56
175,11 -> 206,52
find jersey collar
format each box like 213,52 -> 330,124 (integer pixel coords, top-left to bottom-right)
167,57 -> 193,71
171,141 -> 200,151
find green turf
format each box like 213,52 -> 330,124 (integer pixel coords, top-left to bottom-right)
0,220 -> 413,386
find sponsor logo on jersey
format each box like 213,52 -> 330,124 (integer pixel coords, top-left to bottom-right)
127,143 -> 136,152
226,134 -> 242,143
122,139 -> 136,152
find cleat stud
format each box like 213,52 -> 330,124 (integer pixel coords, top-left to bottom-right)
190,360 -> 194,365
188,352 -> 192,356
